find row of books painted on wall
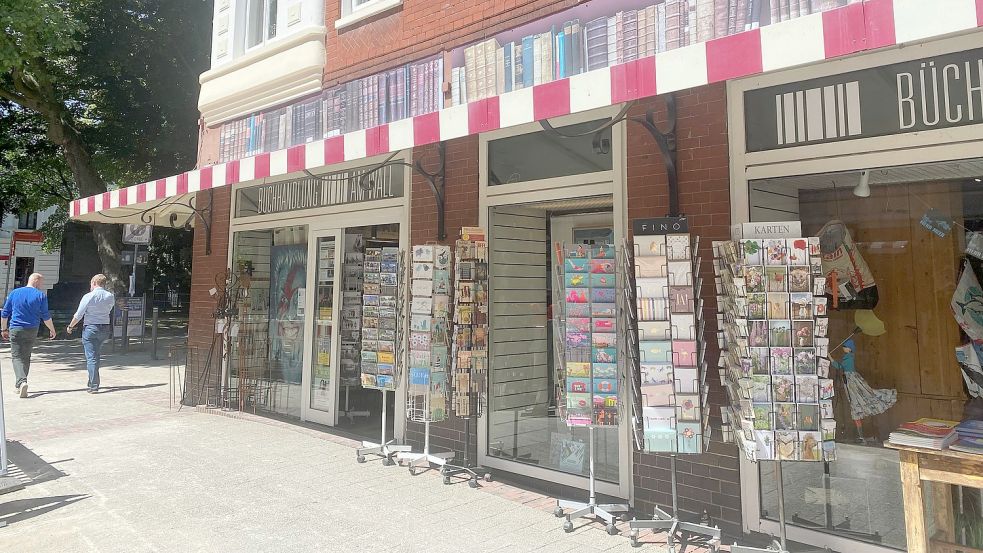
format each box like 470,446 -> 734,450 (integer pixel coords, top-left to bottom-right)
219,0 -> 864,162
713,235 -> 837,462
451,0 -> 860,104
554,243 -> 621,427
218,57 -> 444,162
631,231 -> 711,455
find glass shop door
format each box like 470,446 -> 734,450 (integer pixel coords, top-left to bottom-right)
302,229 -> 343,426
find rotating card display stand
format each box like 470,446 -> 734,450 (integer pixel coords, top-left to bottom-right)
624,222 -> 720,551
550,242 -> 629,536
713,232 -> 836,553
356,248 -> 411,464
443,228 -> 492,488
397,244 -> 456,474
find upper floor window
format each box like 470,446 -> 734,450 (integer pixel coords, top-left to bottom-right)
245,0 -> 278,50
338,0 -> 402,29
17,212 -> 37,230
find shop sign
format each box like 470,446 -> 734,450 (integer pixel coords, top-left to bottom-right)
744,47 -> 983,152
737,221 -> 803,239
633,217 -> 689,235
235,163 -> 404,218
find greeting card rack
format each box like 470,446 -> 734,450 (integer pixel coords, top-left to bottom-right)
442,228 -> 492,487
550,242 -> 629,535
397,244 -> 456,474
713,231 -> 837,553
357,249 -> 411,464
624,225 -> 719,551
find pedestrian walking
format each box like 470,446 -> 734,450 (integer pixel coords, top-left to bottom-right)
67,274 -> 116,394
1,273 -> 58,398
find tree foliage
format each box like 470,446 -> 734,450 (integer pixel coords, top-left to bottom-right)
0,0 -> 211,293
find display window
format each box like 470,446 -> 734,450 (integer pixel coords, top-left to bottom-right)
747,160 -> 983,551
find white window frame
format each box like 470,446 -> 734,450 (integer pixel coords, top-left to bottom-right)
476,105 -> 633,501
336,0 -> 402,30
243,0 -> 278,53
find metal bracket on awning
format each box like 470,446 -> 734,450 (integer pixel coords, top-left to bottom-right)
139,189 -> 214,255
354,142 -> 448,241
538,94 -> 680,217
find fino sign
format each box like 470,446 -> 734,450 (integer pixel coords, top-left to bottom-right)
633,217 -> 689,235
744,47 -> 983,152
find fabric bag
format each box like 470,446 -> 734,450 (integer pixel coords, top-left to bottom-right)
817,220 -> 878,310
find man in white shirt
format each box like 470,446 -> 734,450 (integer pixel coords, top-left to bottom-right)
67,274 -> 116,393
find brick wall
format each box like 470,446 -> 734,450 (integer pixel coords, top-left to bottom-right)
405,135 -> 481,460
325,0 -> 581,85
626,83 -> 741,535
183,186 -> 233,404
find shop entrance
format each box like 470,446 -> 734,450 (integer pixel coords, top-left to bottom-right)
482,197 -> 630,496
305,223 -> 401,439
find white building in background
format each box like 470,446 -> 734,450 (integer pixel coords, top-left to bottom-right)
0,206 -> 61,304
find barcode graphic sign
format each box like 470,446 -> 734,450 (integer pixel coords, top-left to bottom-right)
774,82 -> 862,146
743,47 -> 983,153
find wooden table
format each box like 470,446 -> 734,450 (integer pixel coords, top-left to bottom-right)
885,442 -> 983,553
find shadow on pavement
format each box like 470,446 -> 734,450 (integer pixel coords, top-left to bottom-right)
0,495 -> 88,526
6,440 -> 68,486
27,383 -> 166,398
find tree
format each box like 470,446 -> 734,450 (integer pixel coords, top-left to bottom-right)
0,0 -> 211,290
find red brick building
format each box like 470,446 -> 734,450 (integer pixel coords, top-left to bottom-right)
72,1 -> 983,550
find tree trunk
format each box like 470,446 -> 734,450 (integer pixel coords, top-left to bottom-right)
58,131 -> 124,290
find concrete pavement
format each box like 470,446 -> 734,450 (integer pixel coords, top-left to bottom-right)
0,338 -> 725,552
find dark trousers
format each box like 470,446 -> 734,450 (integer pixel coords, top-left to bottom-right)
10,327 -> 38,386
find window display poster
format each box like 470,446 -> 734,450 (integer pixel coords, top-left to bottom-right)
269,243 -> 308,384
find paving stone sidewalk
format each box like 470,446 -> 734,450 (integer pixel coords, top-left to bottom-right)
0,339 -> 726,552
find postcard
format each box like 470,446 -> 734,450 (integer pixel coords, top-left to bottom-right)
635,256 -> 668,278
565,273 -> 588,288
744,265 -> 766,293
411,296 -> 433,314
591,273 -> 616,288
565,257 -> 589,273
787,238 -> 809,266
565,288 -> 590,303
773,375 -> 795,402
635,235 -> 666,257
666,234 -> 691,260
590,258 -> 616,274
741,239 -> 763,265
765,239 -> 788,265
412,278 -> 433,297
412,245 -> 434,263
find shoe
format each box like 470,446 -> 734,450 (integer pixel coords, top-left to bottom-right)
19,382 -> 28,398
87,389 -> 98,394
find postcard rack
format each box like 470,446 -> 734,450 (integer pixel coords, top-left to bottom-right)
443,228 -> 492,487
713,232 -> 837,553
624,224 -> 719,550
397,244 -> 455,474
550,242 -> 629,535
356,249 -> 411,464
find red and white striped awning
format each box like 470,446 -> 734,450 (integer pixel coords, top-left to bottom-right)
71,0 -> 983,224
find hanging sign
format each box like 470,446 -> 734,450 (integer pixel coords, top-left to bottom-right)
633,216 -> 689,235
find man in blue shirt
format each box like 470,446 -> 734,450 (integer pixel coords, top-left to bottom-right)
67,274 -> 116,393
2,273 -> 57,398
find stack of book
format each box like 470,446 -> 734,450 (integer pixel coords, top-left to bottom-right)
889,418 -> 959,450
950,420 -> 983,455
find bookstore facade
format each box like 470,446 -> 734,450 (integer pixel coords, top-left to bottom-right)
727,32 -> 983,552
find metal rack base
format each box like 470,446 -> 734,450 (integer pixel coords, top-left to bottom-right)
553,427 -> 629,536
629,506 -> 721,551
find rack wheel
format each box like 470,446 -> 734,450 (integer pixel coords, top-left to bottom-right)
553,506 -> 565,518
443,476 -> 451,485
382,457 -> 393,467
483,473 -> 492,482
408,467 -> 415,476
468,477 -> 479,489
606,523 -> 619,536
356,455 -> 366,464
563,520 -> 574,533
630,531 -> 640,548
